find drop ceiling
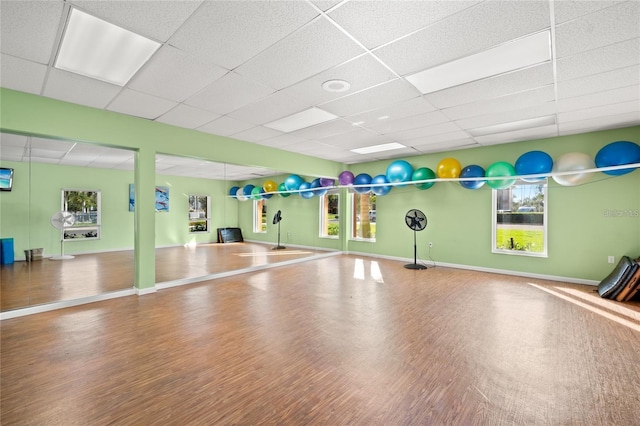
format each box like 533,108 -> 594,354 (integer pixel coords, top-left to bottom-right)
1,0 -> 639,180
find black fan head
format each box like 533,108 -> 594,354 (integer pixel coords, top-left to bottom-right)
405,209 -> 427,231
272,210 -> 282,224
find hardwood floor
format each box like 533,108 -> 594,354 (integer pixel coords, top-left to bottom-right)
0,243 -> 322,311
2,255 -> 639,425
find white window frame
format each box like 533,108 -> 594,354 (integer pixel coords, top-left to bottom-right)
61,189 -> 101,241
189,194 -> 210,233
491,179 -> 548,257
253,198 -> 267,233
349,192 -> 376,242
319,191 -> 339,239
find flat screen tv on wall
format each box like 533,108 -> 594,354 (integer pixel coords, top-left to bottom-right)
0,168 -> 13,191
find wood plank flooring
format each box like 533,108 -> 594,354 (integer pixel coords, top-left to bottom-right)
0,243 -> 320,311
2,255 -> 639,425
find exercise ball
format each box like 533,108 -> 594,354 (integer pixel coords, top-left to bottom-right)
299,182 -> 314,199
515,150 -> 553,182
311,178 -> 327,196
261,188 -> 273,199
552,152 -> 594,186
277,182 -> 291,197
263,180 -> 278,193
386,160 -> 413,184
486,162 -> 516,189
236,187 -> 247,201
229,186 -> 239,198
242,184 -> 255,196
595,141 -> 640,176
338,170 -> 355,185
412,167 -> 436,190
250,186 -> 262,200
371,174 -> 392,196
284,174 -> 304,191
436,157 -> 462,178
353,173 -> 372,193
459,165 -> 486,189
320,177 -> 335,187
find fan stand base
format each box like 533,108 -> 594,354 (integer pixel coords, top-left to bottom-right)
272,245 -> 286,250
50,255 -> 75,261
404,263 -> 427,270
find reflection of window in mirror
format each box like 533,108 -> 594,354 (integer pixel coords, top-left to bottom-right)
492,179 -> 548,257
62,189 -> 101,241
351,192 -> 376,241
319,192 -> 339,239
188,195 -> 210,233
253,198 -> 267,233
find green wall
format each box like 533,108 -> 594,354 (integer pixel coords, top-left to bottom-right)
1,88 -> 639,284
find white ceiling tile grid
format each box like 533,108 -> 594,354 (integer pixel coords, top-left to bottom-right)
0,0 -> 638,180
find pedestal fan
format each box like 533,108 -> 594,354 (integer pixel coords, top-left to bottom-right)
272,210 -> 286,250
50,211 -> 76,260
404,209 -> 427,270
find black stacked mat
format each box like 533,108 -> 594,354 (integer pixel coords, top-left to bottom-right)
597,256 -> 640,301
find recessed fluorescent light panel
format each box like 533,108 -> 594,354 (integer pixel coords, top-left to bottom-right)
55,8 -> 161,86
468,115 -> 556,137
351,142 -> 406,154
264,108 -> 338,133
406,31 -> 551,94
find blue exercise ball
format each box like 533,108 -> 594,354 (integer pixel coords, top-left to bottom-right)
595,141 -> 640,176
386,160 -> 413,184
261,188 -> 273,199
459,165 -> 485,189
284,174 -> 304,191
371,174 -> 392,196
353,173 -> 372,193
299,181 -> 314,199
242,184 -> 255,196
311,178 -> 327,196
515,150 -> 553,182
229,186 -> 239,198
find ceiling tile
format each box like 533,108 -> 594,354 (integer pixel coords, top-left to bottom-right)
185,72 -> 275,115
0,54 -> 47,94
558,100 -> 640,123
0,133 -> 29,148
386,122 -> 463,142
0,145 -> 26,162
280,54 -> 397,106
557,65 -> 640,99
556,38 -> 640,82
235,17 -> 365,90
30,137 -> 75,151
558,111 -> 640,135
442,86 -> 556,121
455,102 -> 557,130
128,45 -> 228,102
231,126 -> 283,143
255,134 -> 308,148
329,0 -> 480,49
107,89 -> 177,120
425,63 -> 554,109
155,104 -> 220,129
475,125 -> 558,146
412,138 -> 479,154
28,147 -> 67,160
198,116 -> 255,137
404,131 -> 473,148
558,86 -> 639,113
0,0 -> 63,63
555,1 -> 640,58
373,0 -> 550,76
43,68 -> 121,109
345,97 -> 436,126
226,91 -> 313,126
553,0 -> 627,24
69,0 -> 202,42
290,119 -> 358,140
318,128 -> 392,149
169,1 -> 319,70
321,79 -> 420,117
368,110 -> 451,134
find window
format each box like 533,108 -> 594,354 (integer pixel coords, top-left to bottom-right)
253,198 -> 267,233
189,195 -> 210,233
492,179 -> 547,257
319,192 -> 339,238
351,192 -> 376,241
62,189 -> 101,240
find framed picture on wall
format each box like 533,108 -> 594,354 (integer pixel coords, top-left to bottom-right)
129,184 -> 170,212
0,168 -> 14,191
